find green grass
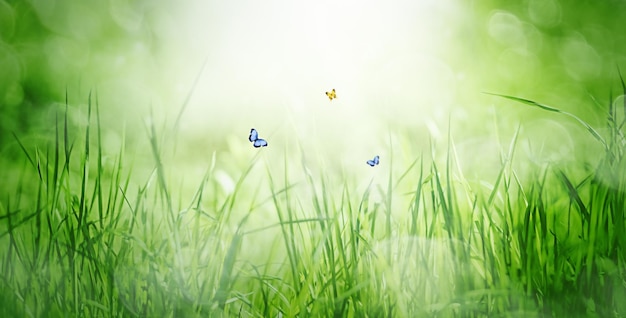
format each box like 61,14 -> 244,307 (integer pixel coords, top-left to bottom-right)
1,78 -> 626,317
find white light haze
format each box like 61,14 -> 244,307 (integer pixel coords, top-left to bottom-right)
167,0 -> 464,166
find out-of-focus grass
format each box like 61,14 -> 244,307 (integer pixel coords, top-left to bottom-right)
1,77 -> 626,317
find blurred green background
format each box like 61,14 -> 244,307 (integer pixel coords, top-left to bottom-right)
1,1 -> 626,316
1,0 -> 625,177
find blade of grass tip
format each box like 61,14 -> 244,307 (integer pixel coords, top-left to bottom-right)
172,57 -> 208,151
12,132 -> 36,170
3,198 -> 15,274
301,150 -> 324,225
146,106 -> 187,282
77,92 -> 100,302
507,124 -> 521,165
486,92 -> 610,154
146,107 -> 173,217
221,151 -> 263,217
357,177 -> 374,238
108,124 -> 128,222
502,126 -> 523,237
432,159 -> 453,238
250,181 -> 299,212
35,146 -> 44,184
358,177 -> 373,214
264,162 -> 299,292
218,155 -> 257,225
385,132 -> 393,256
594,89 -> 615,126
281,147 -> 304,293
247,262 -> 272,317
409,155 -> 424,236
187,151 -> 216,213
52,107 -> 60,202
618,65 -> 626,120
317,170 -> 341,303
447,119 -> 468,266
45,114 -> 62,268
590,88 -> 626,158
214,232 -> 242,309
403,155 -> 426,285
425,135 -> 437,238
78,91 -> 91,231
393,158 -> 419,191
589,90 -> 621,155
616,66 -> 626,133
445,117 -> 459,237
606,90 -> 626,155
491,105 -> 506,165
64,89 -> 70,167
342,183 -> 360,294
34,155 -> 44,265
494,124 -> 522,205
104,141 -> 122,230
95,90 -> 104,228
484,93 -> 562,112
449,126 -> 476,216
334,192 -> 350,298
556,169 -> 590,225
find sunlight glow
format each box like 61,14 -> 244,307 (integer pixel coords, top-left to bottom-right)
170,0 -> 463,162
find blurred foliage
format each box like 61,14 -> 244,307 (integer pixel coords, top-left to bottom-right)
0,0 -> 176,149
0,1 -> 625,315
1,0 -> 625,160
461,0 -> 626,108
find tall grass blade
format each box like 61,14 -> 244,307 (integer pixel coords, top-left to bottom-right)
486,93 -> 609,153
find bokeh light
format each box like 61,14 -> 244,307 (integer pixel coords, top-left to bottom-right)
0,0 -> 623,200
0,0 -> 620,204
1,1 -> 626,316
1,0 -> 624,162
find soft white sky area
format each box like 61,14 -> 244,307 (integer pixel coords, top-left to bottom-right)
160,0 -> 465,166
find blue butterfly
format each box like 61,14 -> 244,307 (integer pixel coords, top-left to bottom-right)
366,155 -> 380,167
249,128 -> 268,148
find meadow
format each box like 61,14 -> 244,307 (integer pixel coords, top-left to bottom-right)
1,69 -> 625,318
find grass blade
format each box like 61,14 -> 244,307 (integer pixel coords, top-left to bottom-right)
486,93 -> 609,153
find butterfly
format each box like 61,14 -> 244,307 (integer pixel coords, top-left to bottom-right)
249,128 -> 268,148
325,88 -> 337,101
366,155 -> 380,167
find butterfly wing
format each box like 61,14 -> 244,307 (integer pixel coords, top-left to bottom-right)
366,155 -> 380,166
249,128 -> 258,142
253,138 -> 268,148
325,88 -> 336,100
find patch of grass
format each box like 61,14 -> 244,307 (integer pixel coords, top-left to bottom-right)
1,76 -> 626,317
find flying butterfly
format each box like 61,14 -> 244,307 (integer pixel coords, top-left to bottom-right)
366,155 -> 380,167
249,128 -> 268,148
325,88 -> 337,101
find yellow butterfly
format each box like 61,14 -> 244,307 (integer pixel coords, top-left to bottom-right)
325,88 -> 337,101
